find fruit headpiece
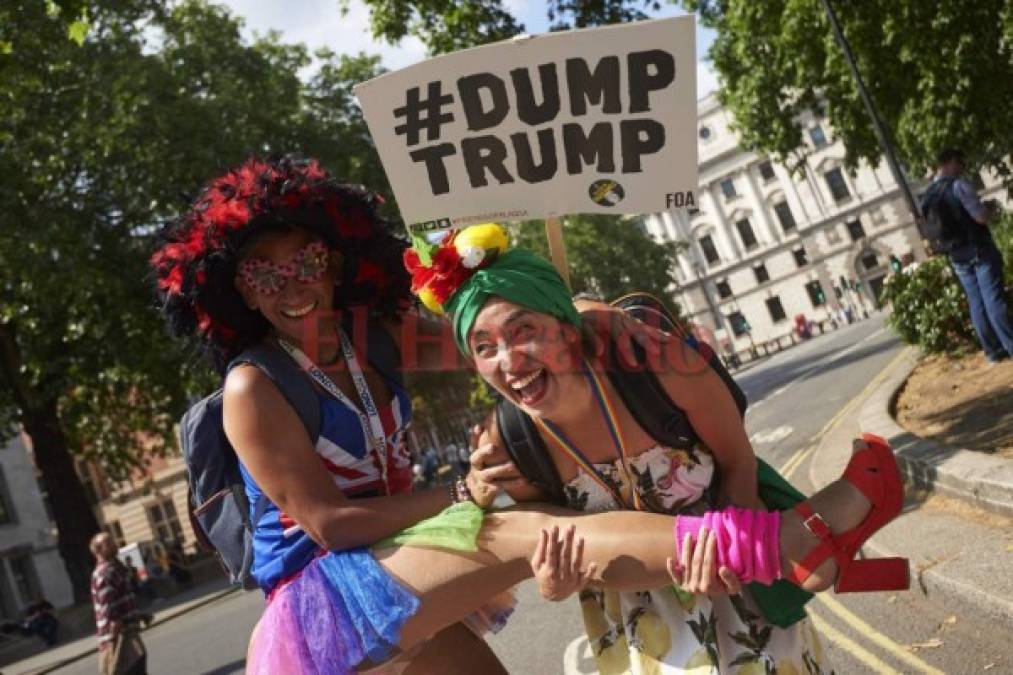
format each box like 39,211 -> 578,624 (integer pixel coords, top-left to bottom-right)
403,223 -> 579,354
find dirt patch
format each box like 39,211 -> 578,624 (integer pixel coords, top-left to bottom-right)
895,352 -> 1013,459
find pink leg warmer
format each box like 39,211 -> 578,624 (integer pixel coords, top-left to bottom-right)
674,507 -> 781,586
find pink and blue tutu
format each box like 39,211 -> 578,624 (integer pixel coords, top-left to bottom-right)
247,503 -> 514,674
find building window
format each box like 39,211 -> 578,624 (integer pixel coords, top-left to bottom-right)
0,467 -> 15,525
758,160 -> 776,182
720,178 -> 737,200
147,499 -> 184,544
754,263 -> 770,284
793,246 -> 809,267
861,252 -> 880,271
727,311 -> 750,337
773,201 -> 796,233
109,521 -> 126,547
825,168 -> 851,201
735,218 -> 758,250
805,280 -> 827,307
809,124 -> 828,148
766,296 -> 787,322
699,126 -> 712,141
716,279 -> 733,299
698,235 -> 720,265
8,554 -> 40,606
846,218 -> 866,241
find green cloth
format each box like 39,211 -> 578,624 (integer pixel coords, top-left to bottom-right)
375,502 -> 485,552
750,458 -> 814,628
445,248 -> 580,355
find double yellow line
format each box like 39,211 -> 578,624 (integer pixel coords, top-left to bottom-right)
778,348 -> 944,674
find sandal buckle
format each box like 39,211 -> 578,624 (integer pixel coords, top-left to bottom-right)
802,512 -> 832,539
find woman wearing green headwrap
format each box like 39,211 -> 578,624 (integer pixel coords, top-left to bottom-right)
408,225 -> 906,674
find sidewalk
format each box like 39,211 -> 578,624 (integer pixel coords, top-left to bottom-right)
809,365 -> 1013,632
860,348 -> 1013,517
3,578 -> 239,675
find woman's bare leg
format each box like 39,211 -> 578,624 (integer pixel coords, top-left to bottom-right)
379,447 -> 879,652
376,504 -> 679,649
402,623 -> 508,675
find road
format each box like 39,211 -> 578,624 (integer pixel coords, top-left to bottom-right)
52,313 -> 1010,674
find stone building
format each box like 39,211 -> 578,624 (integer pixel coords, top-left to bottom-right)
0,433 -> 73,618
643,93 -> 1010,355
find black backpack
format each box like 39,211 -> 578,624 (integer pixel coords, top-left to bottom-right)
495,293 -> 814,628
919,177 -> 972,254
496,293 -> 746,505
180,316 -> 401,589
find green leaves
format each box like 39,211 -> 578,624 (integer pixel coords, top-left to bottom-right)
880,215 -> 1013,354
683,0 -> 1013,183
508,215 -> 686,306
0,0 -> 392,479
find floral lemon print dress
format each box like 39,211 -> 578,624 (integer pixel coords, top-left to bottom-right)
567,444 -> 829,674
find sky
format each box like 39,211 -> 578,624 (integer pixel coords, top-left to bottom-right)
219,0 -> 719,98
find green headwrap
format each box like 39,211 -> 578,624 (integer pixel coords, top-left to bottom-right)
444,248 -> 580,354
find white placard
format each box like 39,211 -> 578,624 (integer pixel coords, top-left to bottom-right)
355,16 -> 698,234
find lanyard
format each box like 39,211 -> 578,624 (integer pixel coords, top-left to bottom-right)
278,329 -> 390,495
534,362 -> 643,511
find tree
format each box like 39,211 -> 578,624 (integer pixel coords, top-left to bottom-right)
681,0 -> 1013,182
345,0 -> 524,55
509,215 -> 685,308
0,0 -> 389,601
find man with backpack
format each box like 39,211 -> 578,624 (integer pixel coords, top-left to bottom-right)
921,148 -> 1012,364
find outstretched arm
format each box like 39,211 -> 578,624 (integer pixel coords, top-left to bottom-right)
223,365 -> 452,550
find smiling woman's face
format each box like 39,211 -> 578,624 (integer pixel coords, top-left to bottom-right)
468,297 -> 585,420
235,228 -> 343,345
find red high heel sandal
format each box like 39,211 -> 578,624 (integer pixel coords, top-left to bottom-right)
786,433 -> 910,593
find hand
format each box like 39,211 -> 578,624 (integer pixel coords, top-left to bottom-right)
531,525 -> 598,601
576,301 -> 671,367
667,527 -> 742,596
468,427 -> 534,493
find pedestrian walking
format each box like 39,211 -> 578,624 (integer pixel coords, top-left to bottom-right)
922,148 -> 1013,363
90,533 -> 147,675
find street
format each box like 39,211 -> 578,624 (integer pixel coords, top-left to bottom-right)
46,315 -> 1010,674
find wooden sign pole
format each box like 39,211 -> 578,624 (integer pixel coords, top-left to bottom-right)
544,216 -> 571,289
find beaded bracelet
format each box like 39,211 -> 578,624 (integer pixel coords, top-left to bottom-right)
450,477 -> 474,505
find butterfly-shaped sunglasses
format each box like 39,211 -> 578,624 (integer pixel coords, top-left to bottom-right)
238,241 -> 331,295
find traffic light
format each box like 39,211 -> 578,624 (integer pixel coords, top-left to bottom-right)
815,288 -> 826,304
889,255 -> 902,273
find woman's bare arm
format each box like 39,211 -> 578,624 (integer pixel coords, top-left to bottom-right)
222,364 -> 451,550
651,342 -> 761,508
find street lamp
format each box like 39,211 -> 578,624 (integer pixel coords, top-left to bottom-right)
818,0 -> 922,225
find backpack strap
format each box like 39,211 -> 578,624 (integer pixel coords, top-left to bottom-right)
495,397 -> 567,506
229,344 -> 322,441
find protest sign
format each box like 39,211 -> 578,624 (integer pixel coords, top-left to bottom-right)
355,16 -> 698,236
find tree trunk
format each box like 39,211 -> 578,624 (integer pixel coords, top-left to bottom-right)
22,400 -> 101,605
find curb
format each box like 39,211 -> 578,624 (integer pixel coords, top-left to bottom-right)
24,587 -> 240,675
808,352 -> 1013,633
858,347 -> 1013,518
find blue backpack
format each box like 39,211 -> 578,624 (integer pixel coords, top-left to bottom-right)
180,345 -> 321,589
180,319 -> 403,589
